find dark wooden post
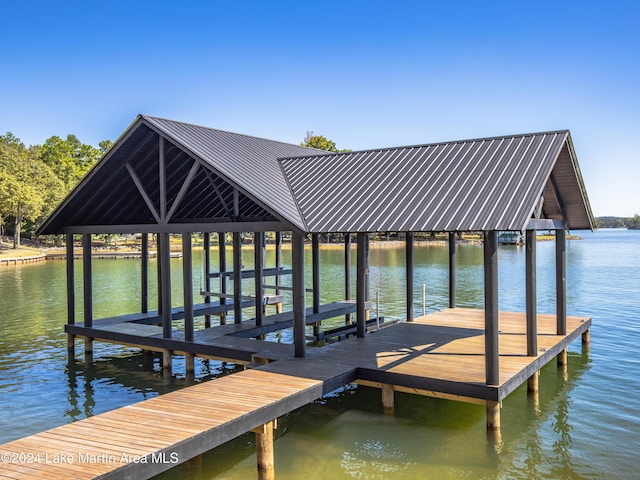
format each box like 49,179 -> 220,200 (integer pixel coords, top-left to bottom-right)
556,229 -> 567,335
292,231 -> 306,357
556,228 -> 568,367
158,232 -> 172,339
345,233 -> 352,325
66,233 -> 75,355
183,233 -> 195,374
526,230 -> 537,356
356,232 -> 369,338
255,232 -> 264,327
182,233 -> 194,342
275,231 -> 283,314
141,233 -> 149,314
233,232 -> 242,324
484,231 -> 499,386
82,233 -> 93,354
406,232 -> 414,322
449,232 -> 456,309
219,232 -> 227,324
203,232 -> 211,328
311,233 -> 320,337
156,234 -> 162,315
312,233 -> 320,314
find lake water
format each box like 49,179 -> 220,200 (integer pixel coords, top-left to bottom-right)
0,229 -> 638,479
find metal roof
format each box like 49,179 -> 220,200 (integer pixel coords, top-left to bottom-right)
279,131 -> 594,232
38,116 -> 326,234
38,116 -> 594,235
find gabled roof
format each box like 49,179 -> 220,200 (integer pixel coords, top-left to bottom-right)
279,131 -> 594,232
38,115 -> 326,234
37,115 -> 594,236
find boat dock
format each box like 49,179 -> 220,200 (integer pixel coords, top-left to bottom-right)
0,309 -> 590,480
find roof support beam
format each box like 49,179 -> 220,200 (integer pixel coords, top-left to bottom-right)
292,231 -> 306,358
159,135 -> 167,223
550,174 -> 569,226
526,229 -> 537,356
167,160 -> 200,222
449,232 -> 456,309
556,229 -> 567,335
125,162 -> 161,224
356,233 -> 369,338
62,221 -> 290,235
205,169 -> 232,219
484,231 -> 499,386
523,219 -> 566,231
406,232 -> 414,322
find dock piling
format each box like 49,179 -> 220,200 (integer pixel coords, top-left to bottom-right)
254,420 -> 276,480
381,384 -> 394,414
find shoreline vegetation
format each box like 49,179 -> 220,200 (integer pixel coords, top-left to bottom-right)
1,231 -> 586,263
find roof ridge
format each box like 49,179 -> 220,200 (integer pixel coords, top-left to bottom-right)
278,129 -> 572,161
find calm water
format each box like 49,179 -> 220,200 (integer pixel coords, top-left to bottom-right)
0,230 -> 639,479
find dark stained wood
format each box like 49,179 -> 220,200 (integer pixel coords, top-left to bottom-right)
233,232 -> 242,324
312,233 -> 320,314
556,229 -> 567,335
526,229 -> 537,356
448,232 -> 456,308
207,268 -> 292,279
82,233 -> 92,328
254,232 -> 264,327
484,231 -> 499,386
292,231 -> 306,358
159,232 -> 172,339
406,232 -> 414,322
275,231 -> 282,296
66,233 -> 75,326
356,233 -> 368,337
182,233 -> 194,342
345,233 -> 352,325
141,233 -> 148,314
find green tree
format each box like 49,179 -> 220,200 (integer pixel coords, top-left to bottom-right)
0,134 -> 65,248
301,131 -> 351,153
40,134 -> 103,188
628,214 -> 640,229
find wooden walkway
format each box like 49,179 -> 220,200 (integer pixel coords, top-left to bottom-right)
0,308 -> 590,479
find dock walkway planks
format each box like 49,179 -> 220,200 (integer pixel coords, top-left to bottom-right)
0,308 -> 590,479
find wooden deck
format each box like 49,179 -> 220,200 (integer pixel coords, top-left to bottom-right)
66,301 -> 362,364
0,308 -> 590,479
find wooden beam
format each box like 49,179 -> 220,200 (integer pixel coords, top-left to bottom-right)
255,232 -> 264,327
345,233 -> 352,325
63,221 -> 290,235
406,232 -> 414,322
182,233 -> 194,342
156,234 -> 162,315
292,231 -> 306,358
66,233 -> 75,355
66,233 -> 75,326
449,232 -> 456,308
526,229 -> 537,356
159,232 -> 172,339
166,160 -> 200,222
524,218 -> 566,231
219,232 -> 228,324
233,232 -> 242,324
159,135 -> 166,222
82,233 -> 92,328
141,233 -> 149,314
203,232 -> 211,328
125,162 -> 162,224
484,231 -> 499,386
312,233 -> 320,314
556,229 -> 567,335
356,232 -> 369,338
275,231 -> 282,313
255,420 -> 275,480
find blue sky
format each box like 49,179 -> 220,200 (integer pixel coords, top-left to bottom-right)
1,1 -> 638,217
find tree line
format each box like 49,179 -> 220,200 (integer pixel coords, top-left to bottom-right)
0,130 -> 350,250
0,132 -> 112,248
596,216 -> 640,229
